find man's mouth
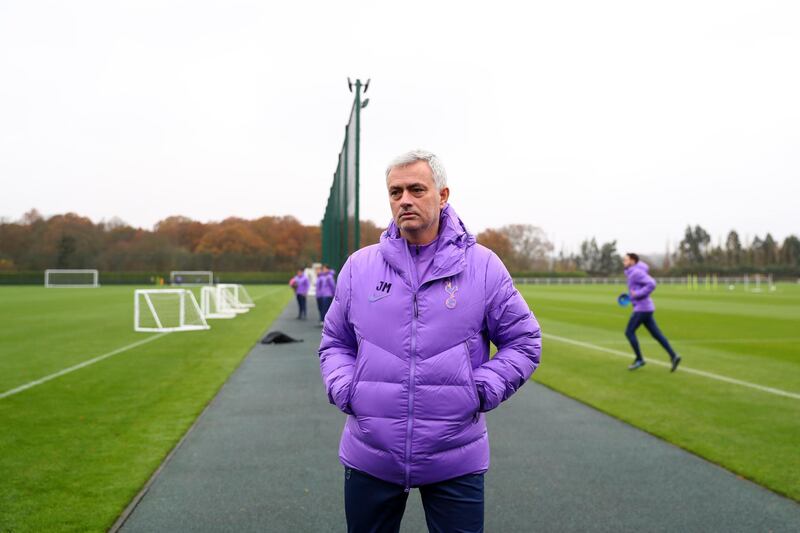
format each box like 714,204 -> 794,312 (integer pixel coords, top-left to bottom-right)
399,212 -> 416,219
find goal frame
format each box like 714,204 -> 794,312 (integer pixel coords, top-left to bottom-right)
200,286 -> 237,319
134,289 -> 210,332
170,270 -> 214,286
216,283 -> 255,313
44,269 -> 99,288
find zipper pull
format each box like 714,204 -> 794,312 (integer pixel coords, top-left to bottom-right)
413,294 -> 419,318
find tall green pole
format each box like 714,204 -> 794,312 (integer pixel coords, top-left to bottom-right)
340,148 -> 345,270
321,78 -> 368,272
354,79 -> 361,253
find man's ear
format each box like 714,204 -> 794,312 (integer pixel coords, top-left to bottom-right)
439,187 -> 450,207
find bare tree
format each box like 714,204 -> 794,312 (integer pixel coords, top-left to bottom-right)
497,224 -> 553,271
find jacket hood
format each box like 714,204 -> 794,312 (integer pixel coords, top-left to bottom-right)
625,261 -> 649,276
379,203 -> 475,284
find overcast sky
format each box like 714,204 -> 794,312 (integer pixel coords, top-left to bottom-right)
1,0 -> 798,254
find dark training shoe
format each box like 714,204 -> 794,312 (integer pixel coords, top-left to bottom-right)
628,359 -> 646,371
671,356 -> 682,373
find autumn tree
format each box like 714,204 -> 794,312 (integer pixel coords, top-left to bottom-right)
359,220 -> 384,247
496,224 -> 553,271
2,209 -> 797,276
476,229 -> 515,265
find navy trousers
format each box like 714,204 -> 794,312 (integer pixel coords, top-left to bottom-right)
317,296 -> 333,322
296,294 -> 307,318
344,467 -> 484,533
625,311 -> 678,361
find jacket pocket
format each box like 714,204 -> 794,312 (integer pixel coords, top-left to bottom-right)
346,336 -> 365,412
462,341 -> 481,418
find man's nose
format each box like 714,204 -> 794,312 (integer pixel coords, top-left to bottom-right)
399,189 -> 414,206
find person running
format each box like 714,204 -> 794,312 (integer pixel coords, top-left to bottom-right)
319,150 -> 542,532
623,253 -> 681,371
315,264 -> 336,325
289,268 -> 310,319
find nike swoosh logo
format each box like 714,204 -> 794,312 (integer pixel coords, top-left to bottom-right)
368,293 -> 390,302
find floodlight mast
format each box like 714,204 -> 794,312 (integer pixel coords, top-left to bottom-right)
321,77 -> 370,272
354,78 -> 364,258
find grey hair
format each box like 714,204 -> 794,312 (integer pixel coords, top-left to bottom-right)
385,150 -> 448,190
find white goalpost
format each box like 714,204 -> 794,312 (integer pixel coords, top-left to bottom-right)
216,284 -> 255,314
200,286 -> 237,319
134,289 -> 210,332
170,271 -> 214,286
44,269 -> 99,288
745,273 -> 776,293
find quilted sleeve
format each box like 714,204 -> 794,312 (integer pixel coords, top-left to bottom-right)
318,259 -> 357,414
472,252 -> 542,412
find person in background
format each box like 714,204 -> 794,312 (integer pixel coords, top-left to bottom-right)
315,264 -> 336,326
623,253 -> 681,372
290,268 -> 310,320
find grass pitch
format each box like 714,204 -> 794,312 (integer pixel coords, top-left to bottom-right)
2,281 -> 798,531
520,282 -> 800,501
0,285 -> 291,532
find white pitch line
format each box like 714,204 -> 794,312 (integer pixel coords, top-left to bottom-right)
591,338 -> 800,346
546,333 -> 800,401
0,333 -> 168,400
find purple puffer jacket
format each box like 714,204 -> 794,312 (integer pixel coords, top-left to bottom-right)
292,274 -> 310,295
625,261 -> 656,312
315,272 -> 336,298
319,204 -> 541,489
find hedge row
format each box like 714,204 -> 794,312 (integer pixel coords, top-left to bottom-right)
510,271 -> 588,278
0,271 -> 294,285
662,266 -> 800,277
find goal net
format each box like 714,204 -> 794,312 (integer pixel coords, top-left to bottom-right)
216,284 -> 255,314
744,273 -> 777,293
200,286 -> 237,319
134,289 -> 210,332
45,269 -> 99,288
170,271 -> 213,286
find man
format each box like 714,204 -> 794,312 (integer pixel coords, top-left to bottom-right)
289,268 -> 310,319
315,264 -> 336,325
623,253 -> 681,371
319,150 -> 541,532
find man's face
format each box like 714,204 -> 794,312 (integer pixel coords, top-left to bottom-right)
623,255 -> 635,268
387,160 -> 449,237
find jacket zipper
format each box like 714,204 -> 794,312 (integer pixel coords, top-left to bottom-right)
405,291 -> 418,492
402,241 -> 460,491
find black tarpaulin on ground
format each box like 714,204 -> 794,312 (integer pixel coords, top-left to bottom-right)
261,331 -> 303,344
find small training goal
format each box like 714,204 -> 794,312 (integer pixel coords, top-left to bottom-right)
200,286 -> 237,319
45,269 -> 99,288
216,284 -> 255,314
170,271 -> 214,286
134,289 -> 209,332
